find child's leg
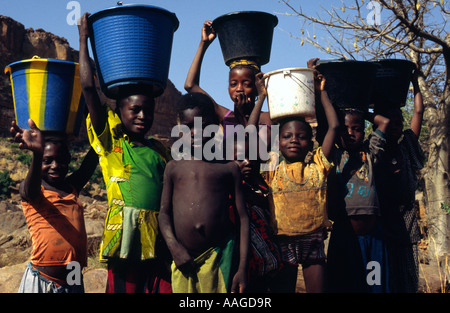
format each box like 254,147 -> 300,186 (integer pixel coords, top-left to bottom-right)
299,230 -> 327,293
302,263 -> 326,293
106,259 -> 172,293
268,263 -> 298,293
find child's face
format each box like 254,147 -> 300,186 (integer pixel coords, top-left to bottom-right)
179,106 -> 217,151
41,142 -> 70,186
228,67 -> 257,109
233,138 -> 254,180
235,158 -> 255,181
279,120 -> 313,163
340,113 -> 365,151
118,94 -> 155,139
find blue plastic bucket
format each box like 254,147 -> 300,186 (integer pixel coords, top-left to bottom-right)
88,4 -> 179,99
212,11 -> 278,66
4,57 -> 85,136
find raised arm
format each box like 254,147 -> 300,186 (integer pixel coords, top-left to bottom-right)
66,147 -> 98,194
229,162 -> 249,293
184,21 -> 229,121
410,64 -> 424,138
309,58 -> 342,160
78,12 -> 106,135
373,114 -> 390,134
184,21 -> 215,94
246,72 -> 266,127
11,120 -> 44,202
317,76 -> 339,161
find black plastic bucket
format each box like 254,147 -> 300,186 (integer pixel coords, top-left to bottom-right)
212,11 -> 278,66
316,59 -> 378,111
371,59 -> 416,108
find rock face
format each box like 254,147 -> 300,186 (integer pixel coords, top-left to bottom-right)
0,15 -> 180,144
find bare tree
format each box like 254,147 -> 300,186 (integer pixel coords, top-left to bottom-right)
279,0 -> 450,258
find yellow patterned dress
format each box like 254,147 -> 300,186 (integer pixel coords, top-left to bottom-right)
263,147 -> 333,237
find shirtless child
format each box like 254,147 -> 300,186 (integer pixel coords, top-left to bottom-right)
158,92 -> 249,293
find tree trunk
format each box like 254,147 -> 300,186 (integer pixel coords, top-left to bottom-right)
424,138 -> 450,258
423,66 -> 450,259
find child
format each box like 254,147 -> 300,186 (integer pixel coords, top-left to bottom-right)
262,63 -> 339,293
184,20 -> 273,150
11,119 -> 98,293
78,13 -> 172,293
375,64 -> 425,293
326,107 -> 391,293
158,92 -> 249,293
231,80 -> 282,292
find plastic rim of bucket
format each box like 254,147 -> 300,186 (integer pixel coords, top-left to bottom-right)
264,68 -> 316,121
316,59 -> 379,111
88,3 -> 179,28
88,3 -> 179,99
212,11 -> 278,66
371,59 -> 416,108
4,57 -> 85,136
263,67 -> 315,94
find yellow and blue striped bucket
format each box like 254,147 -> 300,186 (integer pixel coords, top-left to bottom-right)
4,57 -> 85,136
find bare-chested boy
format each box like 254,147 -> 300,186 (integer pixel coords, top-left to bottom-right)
158,92 -> 249,293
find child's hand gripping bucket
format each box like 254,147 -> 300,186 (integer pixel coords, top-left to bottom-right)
4,57 -> 85,136
264,68 -> 316,121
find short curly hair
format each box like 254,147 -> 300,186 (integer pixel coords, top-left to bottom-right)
278,116 -> 313,140
175,92 -> 219,124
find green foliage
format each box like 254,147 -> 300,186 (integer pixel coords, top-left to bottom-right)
6,139 -> 33,165
0,171 -> 14,200
16,152 -> 32,166
441,203 -> 450,214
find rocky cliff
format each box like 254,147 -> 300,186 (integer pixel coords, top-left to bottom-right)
0,15 -> 180,144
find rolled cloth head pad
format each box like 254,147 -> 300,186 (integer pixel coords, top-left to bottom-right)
228,59 -> 261,72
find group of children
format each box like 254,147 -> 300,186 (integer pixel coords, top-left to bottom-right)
10,16 -> 425,294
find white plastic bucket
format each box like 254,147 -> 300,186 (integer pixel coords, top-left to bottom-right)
264,68 -> 315,121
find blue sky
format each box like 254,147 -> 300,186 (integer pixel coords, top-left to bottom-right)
2,0 -> 342,110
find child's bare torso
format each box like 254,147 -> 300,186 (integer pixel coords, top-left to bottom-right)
170,160 -> 236,257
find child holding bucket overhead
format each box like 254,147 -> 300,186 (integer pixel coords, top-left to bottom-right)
325,104 -> 391,292
78,13 -> 172,293
184,20 -> 273,151
374,63 -> 425,293
261,62 -> 339,293
11,119 -> 98,293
